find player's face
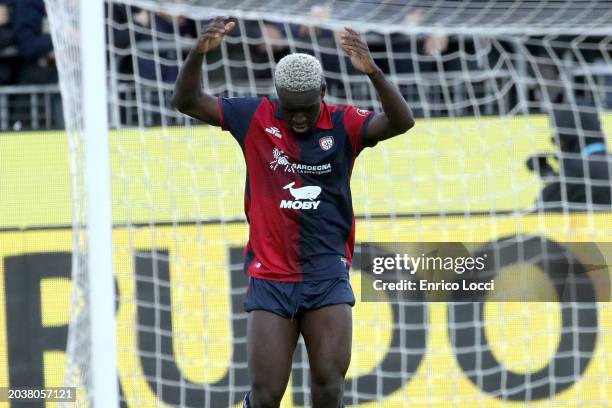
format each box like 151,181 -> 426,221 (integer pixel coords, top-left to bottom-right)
278,88 -> 324,135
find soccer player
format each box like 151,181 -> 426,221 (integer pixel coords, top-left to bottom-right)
173,16 -> 414,408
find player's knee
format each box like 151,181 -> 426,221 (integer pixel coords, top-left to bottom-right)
311,374 -> 345,403
251,383 -> 284,408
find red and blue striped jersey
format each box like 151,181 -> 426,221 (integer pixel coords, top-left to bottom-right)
218,96 -> 375,281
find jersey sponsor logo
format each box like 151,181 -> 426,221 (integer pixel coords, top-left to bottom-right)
280,182 -> 322,210
270,147 -> 294,172
265,126 -> 282,139
319,136 -> 334,151
269,148 -> 332,175
356,108 -> 369,117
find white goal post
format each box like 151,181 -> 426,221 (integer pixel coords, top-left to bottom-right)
80,0 -> 120,407
44,0 -> 121,407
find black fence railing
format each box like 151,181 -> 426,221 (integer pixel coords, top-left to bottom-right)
2,61 -> 612,132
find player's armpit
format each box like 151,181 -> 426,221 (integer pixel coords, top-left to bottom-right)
172,48 -> 222,126
364,112 -> 411,145
363,68 -> 415,143
174,93 -> 221,126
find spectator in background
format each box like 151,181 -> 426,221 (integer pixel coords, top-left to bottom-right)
526,100 -> 612,210
107,3 -> 133,51
247,21 -> 291,79
0,0 -> 12,49
0,0 -> 15,85
288,3 -> 485,99
12,0 -> 63,128
525,34 -> 612,109
293,4 -> 337,57
129,9 -> 196,125
134,9 -> 196,83
374,9 -> 485,76
106,3 -> 142,78
13,0 -> 57,84
290,4 -> 359,93
219,2 -> 376,86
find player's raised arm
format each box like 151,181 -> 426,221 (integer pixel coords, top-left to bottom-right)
340,27 -> 415,144
172,16 -> 235,125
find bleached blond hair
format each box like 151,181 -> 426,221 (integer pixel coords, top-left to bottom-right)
274,53 -> 323,92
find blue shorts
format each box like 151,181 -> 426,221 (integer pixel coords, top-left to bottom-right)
244,276 -> 356,319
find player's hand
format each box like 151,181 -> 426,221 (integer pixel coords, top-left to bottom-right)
194,16 -> 236,54
423,33 -> 449,57
340,27 -> 378,75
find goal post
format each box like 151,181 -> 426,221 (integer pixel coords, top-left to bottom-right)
80,0 -> 120,407
45,0 -> 120,407
45,0 -> 612,407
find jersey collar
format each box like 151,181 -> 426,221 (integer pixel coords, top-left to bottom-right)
274,101 -> 333,130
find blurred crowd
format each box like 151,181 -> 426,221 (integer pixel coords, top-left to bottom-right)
3,1 -> 610,103
0,0 -> 57,86
107,4 -> 482,86
108,3 -> 612,116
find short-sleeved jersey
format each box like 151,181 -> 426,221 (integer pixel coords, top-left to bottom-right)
218,96 -> 375,281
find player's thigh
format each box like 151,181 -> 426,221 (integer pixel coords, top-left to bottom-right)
247,310 -> 300,389
299,304 -> 352,381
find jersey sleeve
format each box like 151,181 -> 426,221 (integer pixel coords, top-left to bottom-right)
217,96 -> 263,145
342,105 -> 376,157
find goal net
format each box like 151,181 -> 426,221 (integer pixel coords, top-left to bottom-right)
45,0 -> 612,406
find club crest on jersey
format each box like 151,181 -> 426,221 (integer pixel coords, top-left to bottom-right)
319,136 -> 334,151
280,182 -> 321,210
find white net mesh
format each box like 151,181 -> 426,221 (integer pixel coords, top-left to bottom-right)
46,0 -> 612,406
43,0 -> 91,406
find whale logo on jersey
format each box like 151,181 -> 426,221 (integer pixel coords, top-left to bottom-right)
280,182 -> 322,210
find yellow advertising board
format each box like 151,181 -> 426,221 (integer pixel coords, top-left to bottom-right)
0,217 -> 611,407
